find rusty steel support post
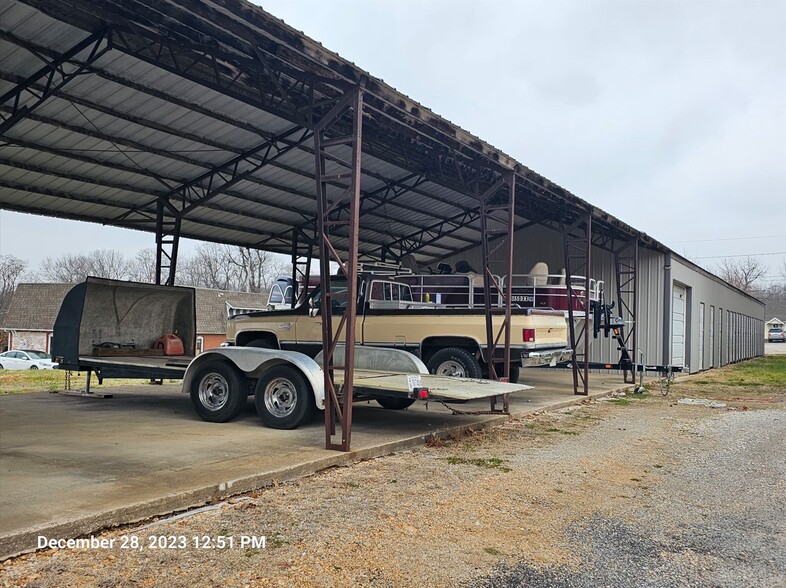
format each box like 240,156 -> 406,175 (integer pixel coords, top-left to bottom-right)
155,200 -> 181,286
563,213 -> 592,395
614,239 -> 639,383
313,86 -> 363,451
478,170 -> 515,413
290,228 -> 315,308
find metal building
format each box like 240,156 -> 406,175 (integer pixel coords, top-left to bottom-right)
443,223 -> 765,376
0,0 -> 765,446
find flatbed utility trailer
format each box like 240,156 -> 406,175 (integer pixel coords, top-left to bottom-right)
52,278 -> 530,430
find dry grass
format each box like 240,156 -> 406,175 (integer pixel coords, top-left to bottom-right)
0,369 -> 177,395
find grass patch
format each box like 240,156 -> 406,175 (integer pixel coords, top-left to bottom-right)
447,456 -> 512,472
668,356 -> 786,407
546,427 -> 579,435
0,369 -> 176,395
483,547 -> 502,556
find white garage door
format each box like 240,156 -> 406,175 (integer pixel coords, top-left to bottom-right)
672,284 -> 686,367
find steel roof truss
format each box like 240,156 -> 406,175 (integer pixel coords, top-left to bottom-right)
0,28 -> 110,135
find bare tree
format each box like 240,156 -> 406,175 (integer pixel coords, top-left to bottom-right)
39,249 -> 129,282
0,254 -> 27,322
177,243 -> 287,292
127,248 -> 157,283
716,256 -> 768,293
223,246 -> 288,292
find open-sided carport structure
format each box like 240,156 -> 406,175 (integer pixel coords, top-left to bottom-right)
0,0 -> 666,450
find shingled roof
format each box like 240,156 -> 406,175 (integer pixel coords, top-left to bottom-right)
0,283 -> 267,334
194,288 -> 267,334
0,283 -> 75,331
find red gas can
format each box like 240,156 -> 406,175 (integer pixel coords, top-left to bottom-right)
154,333 -> 185,356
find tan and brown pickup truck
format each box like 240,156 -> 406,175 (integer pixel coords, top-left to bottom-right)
225,274 -> 570,383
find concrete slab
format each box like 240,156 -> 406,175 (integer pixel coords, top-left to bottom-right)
0,369 -> 628,559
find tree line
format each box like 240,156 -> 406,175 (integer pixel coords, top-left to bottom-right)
0,244 -> 290,320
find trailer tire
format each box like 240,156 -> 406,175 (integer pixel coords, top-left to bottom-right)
427,347 -> 482,379
255,365 -> 315,429
190,361 -> 246,423
376,397 -> 416,410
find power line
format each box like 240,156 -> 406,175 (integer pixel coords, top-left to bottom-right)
691,252 -> 786,260
671,234 -> 786,244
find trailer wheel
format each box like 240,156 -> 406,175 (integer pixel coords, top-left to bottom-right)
190,361 -> 246,423
254,365 -> 315,429
376,397 -> 416,410
427,347 -> 482,379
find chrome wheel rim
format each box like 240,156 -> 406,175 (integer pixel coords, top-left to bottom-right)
198,373 -> 230,411
435,360 -> 467,378
264,377 -> 298,417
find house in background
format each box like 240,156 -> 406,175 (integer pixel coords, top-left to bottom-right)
0,283 -> 267,353
765,317 -> 784,339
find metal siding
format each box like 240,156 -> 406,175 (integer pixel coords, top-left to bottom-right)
671,258 -> 764,371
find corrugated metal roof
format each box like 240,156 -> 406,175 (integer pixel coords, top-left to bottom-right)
0,0 -> 668,269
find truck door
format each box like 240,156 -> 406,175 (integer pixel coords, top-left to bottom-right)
294,279 -> 361,357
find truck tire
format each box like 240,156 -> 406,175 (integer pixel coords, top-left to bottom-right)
255,365 -> 315,429
190,361 -> 247,423
376,397 -> 416,410
427,347 -> 482,379
247,338 -> 274,349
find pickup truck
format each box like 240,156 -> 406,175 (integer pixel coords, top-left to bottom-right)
226,273 -> 570,383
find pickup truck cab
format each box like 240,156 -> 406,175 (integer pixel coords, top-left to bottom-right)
226,273 -> 570,382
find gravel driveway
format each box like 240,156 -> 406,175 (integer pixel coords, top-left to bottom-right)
1,371 -> 784,588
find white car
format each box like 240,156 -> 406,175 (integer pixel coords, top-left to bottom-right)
0,349 -> 59,370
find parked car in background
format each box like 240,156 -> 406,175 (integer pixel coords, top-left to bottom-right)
0,349 -> 59,370
768,328 -> 785,343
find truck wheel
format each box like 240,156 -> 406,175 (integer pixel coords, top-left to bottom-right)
255,365 -> 315,429
247,338 -> 274,349
376,397 -> 416,410
427,347 -> 482,379
190,362 -> 246,423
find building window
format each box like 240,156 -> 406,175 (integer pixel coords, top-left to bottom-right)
196,336 -> 204,354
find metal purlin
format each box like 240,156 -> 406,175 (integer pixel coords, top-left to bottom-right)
479,170 -> 515,413
313,86 -> 364,451
563,213 -> 592,395
614,239 -> 639,383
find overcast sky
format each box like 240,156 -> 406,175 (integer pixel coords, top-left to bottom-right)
1,0 -> 784,284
